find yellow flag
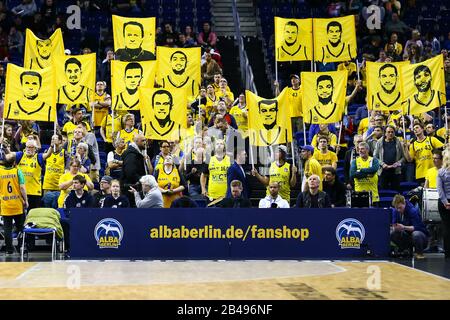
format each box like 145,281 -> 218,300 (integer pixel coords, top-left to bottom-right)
54,53 -> 96,104
401,54 -> 446,115
313,16 -> 357,63
112,15 -> 156,61
366,61 -> 409,111
246,90 -> 292,146
275,17 -> 312,61
156,47 -> 201,98
24,28 -> 65,70
4,64 -> 56,122
140,87 -> 187,140
301,70 -> 347,124
111,60 -> 156,115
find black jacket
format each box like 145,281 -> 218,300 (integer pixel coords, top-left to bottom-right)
295,191 -> 331,208
120,144 -> 146,190
323,180 -> 347,207
219,196 -> 252,208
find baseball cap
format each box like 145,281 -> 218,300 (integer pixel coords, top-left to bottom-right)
300,145 -> 314,153
100,176 -> 113,184
290,74 -> 299,80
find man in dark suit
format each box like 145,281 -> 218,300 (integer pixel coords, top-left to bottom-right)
219,180 -> 252,208
226,149 -> 249,198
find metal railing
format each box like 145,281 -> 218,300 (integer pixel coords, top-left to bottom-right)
231,0 -> 257,94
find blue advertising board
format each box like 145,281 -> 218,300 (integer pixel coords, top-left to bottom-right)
70,208 -> 390,259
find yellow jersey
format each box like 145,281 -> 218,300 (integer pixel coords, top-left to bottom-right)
0,166 -> 24,216
311,133 -> 338,149
285,86 -> 303,117
92,92 -> 111,127
43,149 -> 66,191
354,156 -> 379,202
62,120 -> 92,142
57,172 -> 92,208
267,161 -> 291,201
409,136 -> 444,179
312,150 -> 338,168
229,105 -> 248,138
118,128 -> 140,145
304,158 -> 323,191
436,127 -> 448,141
207,155 -> 231,200
101,113 -> 123,143
17,153 -> 43,196
216,89 -> 234,103
425,167 -> 438,189
157,167 -> 182,208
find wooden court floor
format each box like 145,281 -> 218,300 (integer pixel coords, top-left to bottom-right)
0,260 -> 449,300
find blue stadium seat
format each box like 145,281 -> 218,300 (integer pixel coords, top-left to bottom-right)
399,182 -> 419,193
378,189 -> 400,198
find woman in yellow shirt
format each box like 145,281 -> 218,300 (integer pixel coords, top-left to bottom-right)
57,158 -> 94,208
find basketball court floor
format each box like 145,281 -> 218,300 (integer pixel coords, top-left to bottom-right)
0,255 -> 449,299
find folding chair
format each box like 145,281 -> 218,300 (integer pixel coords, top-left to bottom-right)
21,227 -> 57,261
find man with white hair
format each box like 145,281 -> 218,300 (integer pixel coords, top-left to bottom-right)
129,175 -> 163,208
295,174 -> 331,208
3,138 -> 53,209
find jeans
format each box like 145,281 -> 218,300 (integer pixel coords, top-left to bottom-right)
390,230 -> 428,254
188,184 -> 202,197
3,214 -> 25,252
379,169 -> 401,191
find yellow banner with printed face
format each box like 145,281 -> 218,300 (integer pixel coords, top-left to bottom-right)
24,28 -> 65,70
4,64 -> 56,122
366,61 -> 409,111
313,15 -> 357,63
54,53 -> 96,104
275,17 -> 313,62
246,90 -> 292,146
140,87 -> 187,140
111,60 -> 156,115
112,15 -> 156,61
301,70 -> 347,124
401,54 -> 446,115
156,47 -> 201,98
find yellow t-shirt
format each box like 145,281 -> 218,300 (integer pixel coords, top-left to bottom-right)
409,136 -> 444,179
157,167 -> 182,208
358,118 -> 369,136
312,150 -> 338,168
57,172 -> 92,208
0,166 -> 23,216
118,128 -> 140,145
207,155 -> 231,200
92,92 -> 111,127
304,158 -> 323,191
216,90 -> 234,104
229,105 -> 248,138
425,167 -> 438,189
285,86 -> 303,117
62,121 -> 92,142
311,133 -> 338,149
43,149 -> 66,191
101,113 -> 122,143
18,153 -> 42,196
267,161 -> 291,201
354,156 -> 379,202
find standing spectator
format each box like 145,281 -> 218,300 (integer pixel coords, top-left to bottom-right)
350,142 -> 380,205
43,134 -> 68,193
129,175 -> 163,208
100,49 -> 114,93
322,167 -> 346,207
91,81 -> 111,130
344,134 -> 363,190
296,175 -> 331,208
8,26 -> 24,56
62,107 -> 92,142
229,93 -> 248,139
57,158 -> 94,208
102,179 -> 130,208
391,195 -> 429,259
121,134 -> 152,206
64,175 -> 95,209
183,146 -> 207,197
79,123 -> 101,183
75,143 -> 91,174
226,149 -> 249,198
405,29 -> 423,56
311,124 -> 338,151
299,145 -> 322,191
0,157 -> 27,255
106,137 -> 126,180
152,140 -> 174,173
373,125 -> 405,191
437,150 -> 450,259
197,22 -> 217,48
208,100 -> 237,129
154,155 -> 186,208
117,113 -> 141,145
425,149 -> 443,189
100,110 -> 122,154
384,32 -> 403,57
312,136 -> 338,169
259,182 -> 290,208
93,175 -> 113,208
219,180 -> 252,208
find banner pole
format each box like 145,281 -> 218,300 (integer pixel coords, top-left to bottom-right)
445,104 -> 448,143
275,61 -> 278,96
290,140 -> 295,168
184,139 -> 187,171
111,108 -> 115,145
401,112 -> 406,141
250,140 -> 255,171
337,121 -> 343,146
53,119 -> 57,152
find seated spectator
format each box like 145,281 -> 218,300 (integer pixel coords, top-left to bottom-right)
74,142 -> 91,174
311,124 -> 337,151
197,22 -> 217,48
129,175 -> 163,208
58,158 -> 94,208
170,196 -> 199,208
154,155 -> 186,208
64,175 -> 95,209
102,179 -> 130,208
215,78 -> 234,107
312,136 -> 338,169
107,137 -> 126,179
322,167 -> 346,208
259,182 -> 290,208
391,195 -> 429,259
93,175 -> 112,208
296,175 -> 331,208
219,180 -> 252,208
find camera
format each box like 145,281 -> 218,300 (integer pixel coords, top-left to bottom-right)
270,203 -> 278,208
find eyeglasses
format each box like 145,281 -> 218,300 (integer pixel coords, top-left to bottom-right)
161,145 -> 170,148
433,157 -> 442,160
